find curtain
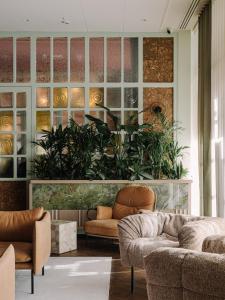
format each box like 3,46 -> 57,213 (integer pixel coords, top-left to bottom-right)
211,0 -> 225,217
198,2 -> 212,216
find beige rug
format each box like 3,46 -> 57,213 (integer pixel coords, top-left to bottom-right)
16,257 -> 112,300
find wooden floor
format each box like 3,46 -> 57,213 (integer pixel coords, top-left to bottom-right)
57,236 -> 148,300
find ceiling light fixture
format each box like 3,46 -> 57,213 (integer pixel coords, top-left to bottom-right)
61,17 -> 70,25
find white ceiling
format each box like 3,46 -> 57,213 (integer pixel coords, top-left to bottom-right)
0,0 -> 195,32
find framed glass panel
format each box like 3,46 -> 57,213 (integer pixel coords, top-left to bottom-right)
70,38 -> 85,82
36,88 -> 50,108
17,134 -> 26,154
71,111 -> 85,125
89,38 -> 104,82
107,88 -> 121,108
0,38 -> 13,83
0,92 -> 13,108
53,88 -> 68,108
124,88 -> 138,108
16,92 -> 26,108
36,111 -> 51,132
0,158 -> 13,178
124,38 -> 138,82
124,111 -> 138,125
16,111 -> 26,132
107,37 -> 121,82
0,134 -> 14,154
16,38 -> 31,82
53,37 -> 68,82
89,88 -> 104,108
36,37 -> 50,82
107,111 -> 121,131
17,157 -> 26,178
71,88 -> 85,108
53,111 -> 68,129
0,111 -> 13,131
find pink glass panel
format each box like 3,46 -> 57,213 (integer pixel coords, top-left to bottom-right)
71,111 -> 85,126
53,37 -> 68,82
70,38 -> 85,82
0,93 -> 13,108
36,37 -> 50,82
124,38 -> 138,82
0,38 -> 13,83
16,38 -> 31,82
53,111 -> 68,129
89,38 -> 104,82
107,38 -> 121,82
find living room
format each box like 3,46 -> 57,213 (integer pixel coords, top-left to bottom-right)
0,0 -> 225,299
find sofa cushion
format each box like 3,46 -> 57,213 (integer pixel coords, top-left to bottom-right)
0,208 -> 44,242
0,241 -> 32,263
85,219 -> 118,237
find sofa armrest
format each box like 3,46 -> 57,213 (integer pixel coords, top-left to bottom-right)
202,234 -> 225,253
96,206 -> 113,220
33,211 -> 51,274
0,245 -> 15,300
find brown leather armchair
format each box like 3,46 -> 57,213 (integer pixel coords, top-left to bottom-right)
0,207 -> 51,294
0,245 -> 15,300
84,185 -> 155,239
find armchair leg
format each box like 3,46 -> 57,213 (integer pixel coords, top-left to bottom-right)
31,270 -> 34,294
42,266 -> 45,276
131,266 -> 135,294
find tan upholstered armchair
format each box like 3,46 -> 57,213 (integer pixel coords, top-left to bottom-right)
0,245 -> 15,300
0,207 -> 51,294
84,185 -> 155,239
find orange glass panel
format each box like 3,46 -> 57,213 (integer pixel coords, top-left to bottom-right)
16,38 -> 31,82
0,111 -> 13,131
71,111 -> 85,126
53,111 -> 68,129
89,38 -> 104,82
0,92 -> 13,108
36,88 -> 50,108
0,134 -> 14,154
71,88 -> 85,108
36,37 -> 50,82
70,38 -> 85,82
36,111 -> 51,132
16,92 -> 26,108
53,37 -> 68,82
107,38 -> 121,82
89,88 -> 104,108
53,88 -> 68,108
89,111 -> 104,122
0,38 -> 13,83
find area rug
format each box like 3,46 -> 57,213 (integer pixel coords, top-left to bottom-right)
16,257 -> 112,300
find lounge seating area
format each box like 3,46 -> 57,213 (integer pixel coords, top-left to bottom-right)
1,0 -> 225,299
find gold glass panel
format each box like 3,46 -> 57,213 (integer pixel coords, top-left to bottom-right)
0,111 -> 13,131
89,88 -> 104,108
0,134 -> 13,154
124,111 -> 138,125
16,111 -> 26,132
53,88 -> 68,108
16,92 -> 26,108
36,111 -> 51,132
71,111 -> 85,126
71,88 -> 85,108
0,92 -> 13,108
53,111 -> 68,129
36,88 -> 50,108
0,158 -> 13,178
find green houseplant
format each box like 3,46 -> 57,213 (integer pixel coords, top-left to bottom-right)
32,107 -> 188,180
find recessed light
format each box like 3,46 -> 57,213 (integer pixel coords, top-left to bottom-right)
25,18 -> 30,23
141,18 -> 147,22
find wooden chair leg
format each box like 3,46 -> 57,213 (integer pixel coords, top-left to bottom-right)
31,270 -> 34,294
42,266 -> 45,276
131,266 -> 135,294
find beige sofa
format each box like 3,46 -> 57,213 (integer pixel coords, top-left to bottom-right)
0,207 -> 51,294
0,245 -> 15,300
144,247 -> 225,300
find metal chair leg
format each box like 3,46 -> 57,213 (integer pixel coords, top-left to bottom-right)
42,266 -> 45,276
131,266 -> 135,294
31,270 -> 34,294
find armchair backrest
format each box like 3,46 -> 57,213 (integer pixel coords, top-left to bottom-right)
112,185 -> 155,220
0,207 -> 44,242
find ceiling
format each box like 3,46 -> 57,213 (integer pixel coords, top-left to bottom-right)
0,0 -> 200,32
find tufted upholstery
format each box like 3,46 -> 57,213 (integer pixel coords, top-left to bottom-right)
84,185 -> 155,239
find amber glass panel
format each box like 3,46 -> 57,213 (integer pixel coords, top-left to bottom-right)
89,111 -> 104,122
53,111 -> 68,129
36,37 -> 50,82
107,38 -> 121,82
107,88 -> 121,108
124,111 -> 138,125
71,111 -> 85,125
17,157 -> 26,178
17,134 -> 26,154
89,38 -> 104,82
124,88 -> 138,108
143,38 -> 173,82
70,38 -> 85,82
71,88 -> 85,108
0,134 -> 13,154
0,93 -> 13,108
89,88 -> 104,108
16,92 -> 26,108
16,38 -> 31,82
36,88 -> 50,108
16,111 -> 26,132
36,111 -> 51,132
0,111 -> 13,131
0,38 -> 13,83
53,37 -> 68,82
53,88 -> 68,108
107,111 -> 121,131
0,158 -> 13,178
124,38 -> 138,82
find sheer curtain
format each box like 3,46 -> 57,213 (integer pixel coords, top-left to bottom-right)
211,0 -> 225,217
